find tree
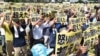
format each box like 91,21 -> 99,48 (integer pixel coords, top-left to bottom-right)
4,0 -> 19,2
78,0 -> 83,3
88,0 -> 98,3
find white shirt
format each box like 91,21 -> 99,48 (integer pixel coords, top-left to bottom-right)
0,27 -> 5,35
25,24 -> 30,33
86,20 -> 90,25
84,6 -> 88,12
0,17 -> 3,26
32,22 -> 50,39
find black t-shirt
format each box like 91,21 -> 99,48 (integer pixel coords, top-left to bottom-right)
9,26 -> 26,47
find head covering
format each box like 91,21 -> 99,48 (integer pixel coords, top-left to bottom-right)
31,44 -> 53,56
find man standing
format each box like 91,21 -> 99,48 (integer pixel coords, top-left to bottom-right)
32,14 -> 56,45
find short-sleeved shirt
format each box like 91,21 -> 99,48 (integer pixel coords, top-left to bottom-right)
9,26 -> 26,47
3,22 -> 13,41
33,22 -> 50,40
0,27 -> 5,36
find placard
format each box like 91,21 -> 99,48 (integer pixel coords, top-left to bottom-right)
55,30 -> 82,56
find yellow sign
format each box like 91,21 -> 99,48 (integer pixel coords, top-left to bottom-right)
83,26 -> 99,50
55,30 -> 82,55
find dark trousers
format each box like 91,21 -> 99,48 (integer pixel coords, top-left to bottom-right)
94,44 -> 100,56
29,36 -> 34,49
0,35 -> 6,54
81,51 -> 88,56
33,37 -> 44,46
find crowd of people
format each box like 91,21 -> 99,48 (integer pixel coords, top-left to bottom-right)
0,2 -> 100,56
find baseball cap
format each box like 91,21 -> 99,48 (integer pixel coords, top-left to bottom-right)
31,44 -> 53,56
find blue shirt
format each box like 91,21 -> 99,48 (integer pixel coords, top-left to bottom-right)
43,27 -> 50,36
49,28 -> 57,47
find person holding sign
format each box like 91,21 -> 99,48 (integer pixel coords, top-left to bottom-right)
0,12 -> 7,56
25,19 -> 33,48
9,14 -> 27,56
43,14 -> 51,47
31,13 -> 56,45
1,12 -> 14,56
81,12 -> 90,31
89,13 -> 97,23
64,7 -> 77,24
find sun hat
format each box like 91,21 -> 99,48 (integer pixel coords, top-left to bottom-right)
31,43 -> 53,56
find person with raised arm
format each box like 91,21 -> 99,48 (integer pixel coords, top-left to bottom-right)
0,12 -> 7,56
31,13 -> 56,45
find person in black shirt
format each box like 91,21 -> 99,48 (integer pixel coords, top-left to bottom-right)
9,19 -> 27,56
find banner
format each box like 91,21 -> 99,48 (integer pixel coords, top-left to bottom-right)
56,16 -> 66,23
55,21 -> 100,56
83,23 -> 99,50
55,30 -> 82,56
